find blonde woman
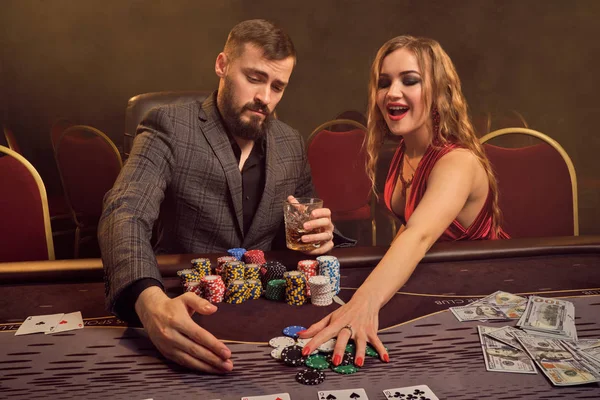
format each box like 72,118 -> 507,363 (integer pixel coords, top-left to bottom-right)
299,35 -> 509,368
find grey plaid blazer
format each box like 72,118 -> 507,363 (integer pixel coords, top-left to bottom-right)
99,94 -> 314,312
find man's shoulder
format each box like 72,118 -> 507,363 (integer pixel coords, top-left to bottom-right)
147,100 -> 203,119
269,119 -> 302,140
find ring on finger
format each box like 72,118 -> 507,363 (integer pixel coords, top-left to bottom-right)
341,324 -> 353,338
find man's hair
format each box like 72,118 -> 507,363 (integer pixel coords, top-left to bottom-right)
224,19 -> 296,62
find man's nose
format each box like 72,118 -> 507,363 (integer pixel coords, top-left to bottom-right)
255,86 -> 271,106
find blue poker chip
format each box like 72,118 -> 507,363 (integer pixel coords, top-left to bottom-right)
227,248 -> 247,261
283,325 -> 307,338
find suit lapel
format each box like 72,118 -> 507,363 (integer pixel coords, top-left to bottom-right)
198,96 -> 244,236
244,125 -> 281,246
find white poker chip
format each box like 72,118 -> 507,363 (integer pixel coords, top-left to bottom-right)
270,347 -> 284,360
269,336 -> 295,349
317,338 -> 336,352
295,338 -> 318,354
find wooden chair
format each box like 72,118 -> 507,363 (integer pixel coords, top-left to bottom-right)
0,145 -> 55,261
481,128 -> 578,238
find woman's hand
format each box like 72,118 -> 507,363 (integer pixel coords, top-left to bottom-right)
297,292 -> 389,367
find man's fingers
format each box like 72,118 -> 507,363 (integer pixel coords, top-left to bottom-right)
310,207 -> 331,219
303,240 -> 334,256
183,293 -> 218,316
168,328 -> 233,370
169,347 -> 233,374
178,311 -> 232,361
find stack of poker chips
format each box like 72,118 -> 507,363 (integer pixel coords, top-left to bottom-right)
284,271 -> 308,306
261,261 -> 287,287
316,255 -> 341,295
245,279 -> 262,300
308,275 -> 333,306
224,279 -> 249,304
244,249 -> 266,265
183,281 -> 202,296
244,264 -> 262,281
200,275 -> 226,303
227,247 -> 247,261
265,279 -> 286,301
191,258 -> 211,279
223,260 -> 245,286
297,260 -> 319,297
216,256 -> 237,278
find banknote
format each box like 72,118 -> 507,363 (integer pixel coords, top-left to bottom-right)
471,291 -> 527,319
517,296 -> 577,340
450,304 -> 509,322
484,326 -> 524,350
477,326 -> 537,374
513,331 -> 600,386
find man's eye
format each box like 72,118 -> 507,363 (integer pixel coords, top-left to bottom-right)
272,86 -> 283,93
247,76 -> 260,83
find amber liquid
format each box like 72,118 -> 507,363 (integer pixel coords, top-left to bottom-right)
285,225 -> 323,251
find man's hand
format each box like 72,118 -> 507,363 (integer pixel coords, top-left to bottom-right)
286,195 -> 335,255
135,286 -> 233,373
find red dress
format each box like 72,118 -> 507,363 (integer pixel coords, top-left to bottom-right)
384,139 -> 509,241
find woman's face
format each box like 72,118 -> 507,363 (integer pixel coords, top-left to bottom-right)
376,47 -> 431,138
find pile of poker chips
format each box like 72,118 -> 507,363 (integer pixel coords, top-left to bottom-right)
269,326 -> 385,386
244,264 -> 261,281
200,275 -> 226,303
246,279 -> 262,300
265,279 -> 286,301
183,280 -> 202,295
308,275 -> 333,306
244,249 -> 266,265
191,258 -> 211,278
224,279 -> 249,304
297,260 -> 318,297
216,256 -> 237,276
316,255 -> 341,295
227,247 -> 247,261
284,271 -> 308,306
261,261 -> 286,287
223,261 -> 245,286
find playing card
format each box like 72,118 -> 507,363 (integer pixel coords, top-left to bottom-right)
383,384 -> 439,400
46,311 -> 84,334
15,314 -> 64,336
318,388 -> 369,399
241,393 -> 291,400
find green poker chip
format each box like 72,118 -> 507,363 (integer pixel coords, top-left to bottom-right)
331,364 -> 360,374
345,342 -> 355,354
365,343 -> 388,357
305,354 -> 329,370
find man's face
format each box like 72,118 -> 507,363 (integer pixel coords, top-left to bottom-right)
216,43 -> 295,140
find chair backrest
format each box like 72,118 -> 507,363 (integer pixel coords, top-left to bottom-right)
124,91 -> 211,158
307,119 -> 372,213
0,145 -> 55,261
50,119 -> 75,151
481,128 -> 578,238
54,125 -> 123,220
3,125 -> 22,154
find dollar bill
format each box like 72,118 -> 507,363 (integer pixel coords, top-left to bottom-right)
517,296 -> 577,340
484,326 -> 524,350
477,326 -> 537,374
513,331 -> 600,386
471,291 -> 527,319
450,304 -> 509,322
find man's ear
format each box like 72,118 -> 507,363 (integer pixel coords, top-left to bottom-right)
215,52 -> 228,78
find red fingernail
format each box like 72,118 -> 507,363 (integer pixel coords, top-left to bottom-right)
302,347 -> 310,356
333,354 -> 341,366
297,330 -> 307,335
383,353 -> 390,363
356,357 -> 364,367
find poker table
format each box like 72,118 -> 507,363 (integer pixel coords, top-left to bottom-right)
1,235 -> 599,400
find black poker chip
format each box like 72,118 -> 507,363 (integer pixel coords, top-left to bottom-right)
281,345 -> 305,367
296,368 -> 325,385
326,351 -> 355,366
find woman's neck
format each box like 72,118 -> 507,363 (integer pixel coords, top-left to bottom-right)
403,125 -> 433,159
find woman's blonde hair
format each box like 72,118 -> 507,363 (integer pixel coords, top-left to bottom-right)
365,35 -> 502,234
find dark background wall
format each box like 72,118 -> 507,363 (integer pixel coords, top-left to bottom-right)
1,0 -> 599,235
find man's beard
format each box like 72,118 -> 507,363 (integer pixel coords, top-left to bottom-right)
220,77 -> 272,140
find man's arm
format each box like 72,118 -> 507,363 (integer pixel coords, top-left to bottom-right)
99,107 -> 175,319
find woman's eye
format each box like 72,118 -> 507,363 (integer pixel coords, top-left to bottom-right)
377,79 -> 390,89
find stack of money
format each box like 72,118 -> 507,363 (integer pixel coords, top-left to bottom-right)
512,331 -> 600,386
477,326 -> 537,374
516,296 -> 578,341
450,291 -> 527,322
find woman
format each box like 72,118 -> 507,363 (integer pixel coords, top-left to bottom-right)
299,35 -> 508,367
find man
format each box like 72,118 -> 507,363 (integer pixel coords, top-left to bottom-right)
99,20 -> 339,374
